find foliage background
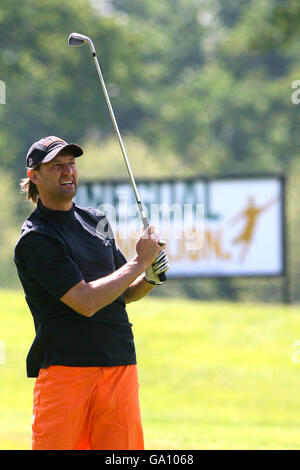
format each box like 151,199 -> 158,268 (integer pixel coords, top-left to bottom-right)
0,0 -> 299,303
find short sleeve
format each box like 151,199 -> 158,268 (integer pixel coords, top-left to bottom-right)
113,242 -> 127,270
17,233 -> 84,299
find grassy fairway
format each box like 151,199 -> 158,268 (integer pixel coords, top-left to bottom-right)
1,289 -> 300,450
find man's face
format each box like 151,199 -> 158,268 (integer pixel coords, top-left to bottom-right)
30,153 -> 78,204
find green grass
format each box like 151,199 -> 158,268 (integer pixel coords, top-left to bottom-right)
1,289 -> 300,449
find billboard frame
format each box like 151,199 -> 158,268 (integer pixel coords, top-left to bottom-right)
76,173 -> 287,281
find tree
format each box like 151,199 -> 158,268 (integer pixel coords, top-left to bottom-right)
0,0 -> 143,177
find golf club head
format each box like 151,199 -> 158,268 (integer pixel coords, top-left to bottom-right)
68,32 -> 90,47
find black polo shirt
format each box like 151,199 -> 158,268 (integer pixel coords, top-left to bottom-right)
14,199 -> 137,377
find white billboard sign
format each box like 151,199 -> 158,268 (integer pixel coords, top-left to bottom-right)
75,176 -> 285,278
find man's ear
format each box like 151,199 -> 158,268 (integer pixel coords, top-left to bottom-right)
27,168 -> 40,185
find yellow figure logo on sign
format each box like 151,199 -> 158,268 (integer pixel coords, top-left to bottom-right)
231,195 -> 278,263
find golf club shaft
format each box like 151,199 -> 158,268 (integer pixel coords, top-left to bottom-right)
91,52 -> 149,230
74,36 -> 167,281
68,36 -> 149,229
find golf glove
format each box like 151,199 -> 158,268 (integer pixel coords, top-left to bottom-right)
145,250 -> 170,285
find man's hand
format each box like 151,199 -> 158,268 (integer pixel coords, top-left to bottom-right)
135,225 -> 162,269
145,250 -> 170,285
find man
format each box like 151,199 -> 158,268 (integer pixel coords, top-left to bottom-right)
14,135 -> 169,450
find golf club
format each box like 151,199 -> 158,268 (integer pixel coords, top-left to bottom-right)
68,32 -> 167,281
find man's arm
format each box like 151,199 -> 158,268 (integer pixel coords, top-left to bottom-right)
61,257 -> 149,316
123,274 -> 156,304
61,226 -> 161,317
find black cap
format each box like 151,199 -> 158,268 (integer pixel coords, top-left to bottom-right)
26,136 -> 83,169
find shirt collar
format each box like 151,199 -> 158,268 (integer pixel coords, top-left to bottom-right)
37,199 -> 76,222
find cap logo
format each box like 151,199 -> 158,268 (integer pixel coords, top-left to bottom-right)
42,136 -> 66,148
28,158 -> 33,166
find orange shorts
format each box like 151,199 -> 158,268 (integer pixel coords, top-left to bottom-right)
31,364 -> 144,450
